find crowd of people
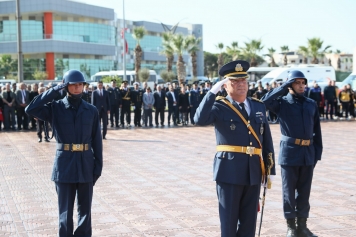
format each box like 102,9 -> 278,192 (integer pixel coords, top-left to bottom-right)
0,78 -> 355,135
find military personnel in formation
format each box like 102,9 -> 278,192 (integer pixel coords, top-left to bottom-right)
107,79 -> 122,128
262,70 -> 322,237
131,82 -> 144,127
194,60 -> 275,237
120,79 -> 132,128
189,83 -> 200,125
25,70 -> 103,237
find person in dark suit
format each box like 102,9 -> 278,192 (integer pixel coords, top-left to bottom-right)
178,86 -> 189,126
107,80 -> 122,128
153,85 -> 166,127
166,85 -> 178,126
189,83 -> 200,125
131,82 -> 143,127
172,82 -> 181,124
1,83 -> 16,130
194,60 -> 275,237
120,80 -> 131,128
262,70 -> 322,237
25,70 -> 102,237
82,83 -> 92,104
15,83 -> 30,130
91,81 -> 110,139
29,83 -> 39,130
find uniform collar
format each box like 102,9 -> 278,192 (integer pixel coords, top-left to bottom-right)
62,96 -> 89,110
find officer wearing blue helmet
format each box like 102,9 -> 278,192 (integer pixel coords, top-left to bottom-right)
262,70 -> 322,237
194,60 -> 275,237
25,70 -> 103,237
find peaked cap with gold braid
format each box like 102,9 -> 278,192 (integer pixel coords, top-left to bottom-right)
219,60 -> 250,79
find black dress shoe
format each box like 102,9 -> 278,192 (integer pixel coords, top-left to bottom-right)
38,138 -> 42,143
111,124 -> 114,127
44,138 -> 50,142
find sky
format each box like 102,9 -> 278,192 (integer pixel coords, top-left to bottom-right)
83,0 -> 355,55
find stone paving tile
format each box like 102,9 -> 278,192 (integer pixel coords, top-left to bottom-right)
0,119 -> 355,236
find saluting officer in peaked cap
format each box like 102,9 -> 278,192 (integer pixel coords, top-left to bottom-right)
194,60 -> 275,237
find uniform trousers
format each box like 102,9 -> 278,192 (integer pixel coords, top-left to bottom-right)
120,105 -> 131,125
281,165 -> 314,219
189,106 -> 198,125
36,120 -> 44,138
134,106 -> 142,126
110,105 -> 119,126
55,182 -> 93,237
216,182 -> 260,237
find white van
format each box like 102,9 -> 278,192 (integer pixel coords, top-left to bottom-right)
91,70 -> 157,89
260,65 -> 336,89
339,72 -> 356,90
0,79 -> 16,87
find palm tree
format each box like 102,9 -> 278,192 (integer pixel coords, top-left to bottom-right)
185,35 -> 201,78
226,41 -> 240,60
307,37 -> 331,64
161,32 -> 174,72
298,46 -> 309,64
216,43 -> 224,79
241,39 -> 263,67
171,34 -> 188,84
280,45 -> 289,65
264,47 -> 276,67
132,26 -> 147,81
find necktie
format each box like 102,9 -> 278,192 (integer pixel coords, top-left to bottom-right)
22,90 -> 25,103
239,103 -> 249,121
100,90 -> 102,96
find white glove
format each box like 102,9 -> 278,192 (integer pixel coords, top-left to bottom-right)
132,106 -> 136,110
210,78 -> 229,94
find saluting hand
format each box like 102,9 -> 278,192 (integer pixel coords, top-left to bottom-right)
210,78 -> 229,94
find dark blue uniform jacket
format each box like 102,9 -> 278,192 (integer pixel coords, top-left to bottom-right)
25,88 -> 103,183
262,84 -> 323,166
194,92 -> 275,186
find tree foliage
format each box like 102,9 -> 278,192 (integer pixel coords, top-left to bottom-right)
138,68 -> 150,82
32,70 -> 48,80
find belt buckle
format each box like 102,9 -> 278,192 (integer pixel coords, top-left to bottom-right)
301,140 -> 310,146
246,146 -> 255,155
71,144 -> 83,152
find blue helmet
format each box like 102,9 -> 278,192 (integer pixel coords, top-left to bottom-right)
63,70 -> 86,84
288,70 -> 307,84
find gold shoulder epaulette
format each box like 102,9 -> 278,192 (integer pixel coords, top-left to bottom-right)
251,97 -> 263,103
216,96 -> 226,101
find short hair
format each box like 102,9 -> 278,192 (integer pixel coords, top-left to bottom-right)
98,81 -> 103,84
146,87 -> 151,91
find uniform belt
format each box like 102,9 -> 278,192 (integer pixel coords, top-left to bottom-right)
57,143 -> 90,152
281,135 -> 313,146
122,97 -> 130,100
216,145 -> 262,156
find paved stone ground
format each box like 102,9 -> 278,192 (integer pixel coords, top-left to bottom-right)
0,118 -> 355,236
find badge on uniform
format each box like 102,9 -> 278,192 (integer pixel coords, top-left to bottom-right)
230,123 -> 236,130
260,123 -> 264,135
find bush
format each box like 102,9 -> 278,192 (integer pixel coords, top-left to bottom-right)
32,70 -> 48,80
138,68 -> 150,82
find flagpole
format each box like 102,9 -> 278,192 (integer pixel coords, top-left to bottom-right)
122,0 -> 126,83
